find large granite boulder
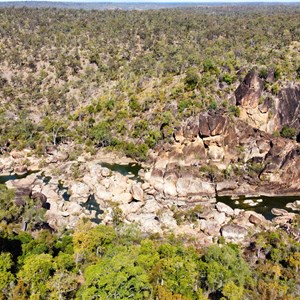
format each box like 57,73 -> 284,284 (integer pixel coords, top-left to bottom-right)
69,182 -> 90,203
220,224 -> 248,243
131,183 -> 144,201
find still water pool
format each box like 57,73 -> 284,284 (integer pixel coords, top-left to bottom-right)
218,195 -> 300,220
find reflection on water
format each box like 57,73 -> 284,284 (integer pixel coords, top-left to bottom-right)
100,162 -> 143,182
217,195 -> 300,220
81,194 -> 103,224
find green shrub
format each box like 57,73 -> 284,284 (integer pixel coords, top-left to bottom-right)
280,125 -> 296,139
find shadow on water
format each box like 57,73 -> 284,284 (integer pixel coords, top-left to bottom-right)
217,195 -> 300,220
58,180 -> 70,201
81,194 -> 103,224
0,170 -> 39,185
100,162 -> 143,182
37,171 -> 52,185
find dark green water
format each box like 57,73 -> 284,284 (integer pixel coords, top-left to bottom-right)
0,170 -> 39,185
81,194 -> 103,224
2,168 -> 298,221
218,195 -> 300,220
100,162 -> 143,182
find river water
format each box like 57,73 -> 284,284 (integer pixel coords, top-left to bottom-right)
1,166 -> 299,220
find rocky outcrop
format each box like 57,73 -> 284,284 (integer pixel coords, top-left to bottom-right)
235,70 -> 264,108
278,87 -> 300,134
235,69 -> 300,137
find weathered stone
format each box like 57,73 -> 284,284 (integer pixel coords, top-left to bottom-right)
110,181 -> 127,195
112,192 -> 133,204
56,151 -> 69,162
101,167 -> 111,177
127,213 -> 162,234
11,151 -> 24,159
131,184 -> 144,201
183,123 -> 199,141
176,177 -> 215,197
215,202 -> 234,216
119,201 -> 143,216
216,181 -> 238,195
173,126 -> 185,143
69,182 -> 90,203
163,171 -> 178,197
64,201 -> 83,215
95,189 -> 112,202
248,212 -> 267,226
235,70 -> 263,108
272,213 -> 296,225
208,114 -> 227,136
286,200 -> 300,211
160,213 -> 178,229
31,192 -> 47,204
208,145 -> 224,161
199,114 -> 210,137
14,165 -> 28,175
271,208 -> 289,216
278,87 -> 300,133
10,174 -> 37,188
220,224 -> 248,243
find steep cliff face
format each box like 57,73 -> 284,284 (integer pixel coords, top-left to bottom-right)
148,109 -> 300,198
234,69 -> 300,138
278,87 -> 300,133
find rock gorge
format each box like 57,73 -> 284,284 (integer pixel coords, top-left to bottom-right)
1,70 -> 299,244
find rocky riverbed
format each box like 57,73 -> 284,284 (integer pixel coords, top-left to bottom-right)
0,142 -> 299,246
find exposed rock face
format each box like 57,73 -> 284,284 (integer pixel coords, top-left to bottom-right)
286,200 -> 300,211
215,202 -> 234,216
199,111 -> 232,137
131,184 -> 144,201
235,70 -> 264,108
278,87 -> 300,133
235,69 -> 300,136
31,192 -> 47,204
69,182 -> 90,203
14,165 -> 28,175
220,224 -> 248,243
149,106 -> 300,197
176,177 -> 215,197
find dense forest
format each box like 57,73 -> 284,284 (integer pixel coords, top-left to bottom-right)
1,182 -> 300,300
0,5 -> 300,299
0,5 -> 300,159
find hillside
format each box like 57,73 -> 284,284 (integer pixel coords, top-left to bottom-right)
0,5 -> 300,300
0,6 -> 300,159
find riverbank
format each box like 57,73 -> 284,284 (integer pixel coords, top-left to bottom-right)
1,143 -> 299,246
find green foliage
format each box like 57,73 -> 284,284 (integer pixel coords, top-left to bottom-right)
203,59 -> 215,72
81,246 -> 152,299
296,65 -> 300,78
0,252 -> 15,293
184,68 -> 200,91
173,205 -> 203,225
198,245 -> 251,293
280,125 -> 296,139
73,222 -> 116,263
228,105 -> 240,117
222,73 -> 235,85
17,253 -> 54,298
208,100 -> 218,110
91,121 -> 112,147
0,216 -> 300,299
